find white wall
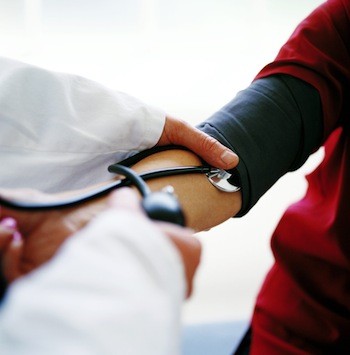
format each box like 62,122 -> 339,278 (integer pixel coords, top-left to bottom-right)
0,0 -> 325,324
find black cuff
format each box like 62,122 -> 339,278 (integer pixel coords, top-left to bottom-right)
198,75 -> 322,216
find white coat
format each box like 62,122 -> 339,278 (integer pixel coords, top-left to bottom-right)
0,57 -> 186,355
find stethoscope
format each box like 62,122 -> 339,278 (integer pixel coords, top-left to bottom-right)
0,148 -> 239,226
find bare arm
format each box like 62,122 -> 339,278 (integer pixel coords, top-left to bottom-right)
131,149 -> 242,232
0,148 -> 240,282
0,75 -> 323,278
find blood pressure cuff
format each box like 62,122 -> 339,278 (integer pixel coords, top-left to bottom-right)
197,75 -> 323,216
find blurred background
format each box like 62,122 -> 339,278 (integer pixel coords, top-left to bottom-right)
0,0 -> 324,325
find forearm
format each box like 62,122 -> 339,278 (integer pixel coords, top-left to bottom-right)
130,75 -> 322,229
0,75 -> 322,284
131,149 -> 242,231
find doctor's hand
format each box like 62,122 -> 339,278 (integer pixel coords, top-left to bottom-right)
157,116 -> 239,170
0,189 -> 108,282
0,188 -> 201,298
0,219 -> 24,286
108,188 -> 201,298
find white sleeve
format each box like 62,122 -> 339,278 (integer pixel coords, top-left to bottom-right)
0,210 -> 185,355
0,57 -> 166,192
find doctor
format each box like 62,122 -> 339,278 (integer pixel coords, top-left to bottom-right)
0,187 -> 202,355
0,56 -> 239,355
0,56 -> 237,193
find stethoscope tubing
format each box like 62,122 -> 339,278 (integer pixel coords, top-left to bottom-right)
0,166 -> 216,211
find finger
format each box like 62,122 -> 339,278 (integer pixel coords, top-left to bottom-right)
108,188 -> 144,215
0,202 -> 33,232
157,116 -> 239,170
0,217 -> 17,229
0,230 -> 12,251
191,131 -> 239,169
0,219 -> 17,251
2,238 -> 24,283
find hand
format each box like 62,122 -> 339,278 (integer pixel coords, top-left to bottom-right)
0,219 -> 24,283
108,188 -> 201,298
0,189 -> 109,282
0,187 -> 202,298
156,116 -> 239,170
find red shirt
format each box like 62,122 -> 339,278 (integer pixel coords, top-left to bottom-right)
253,0 -> 350,353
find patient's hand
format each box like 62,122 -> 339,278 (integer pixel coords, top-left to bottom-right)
157,116 -> 239,170
0,189 -> 108,282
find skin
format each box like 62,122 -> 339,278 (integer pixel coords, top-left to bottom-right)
0,118 -> 242,292
156,116 -> 239,170
0,188 -> 201,297
0,149 -> 241,280
132,149 -> 242,231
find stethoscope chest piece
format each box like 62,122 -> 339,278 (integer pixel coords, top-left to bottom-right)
141,186 -> 185,226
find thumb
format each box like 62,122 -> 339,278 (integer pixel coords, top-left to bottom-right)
157,116 -> 239,170
3,238 -> 24,283
192,130 -> 239,169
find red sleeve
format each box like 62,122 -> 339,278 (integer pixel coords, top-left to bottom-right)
255,0 -> 350,140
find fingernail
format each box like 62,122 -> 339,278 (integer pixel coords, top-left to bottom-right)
0,218 -> 22,242
0,217 -> 17,230
221,150 -> 237,165
12,231 -> 22,243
